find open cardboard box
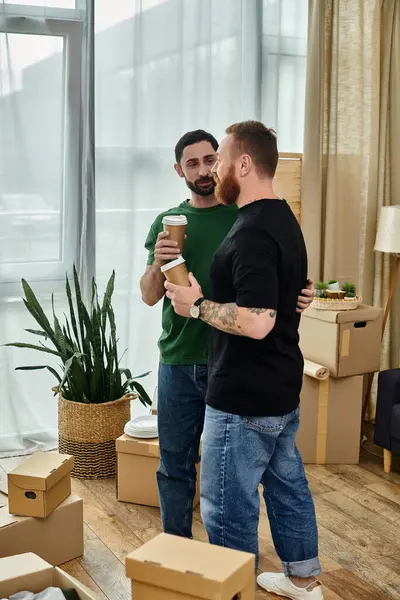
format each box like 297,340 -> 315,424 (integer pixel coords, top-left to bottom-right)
0,553 -> 98,600
8,452 -> 74,518
0,494 -> 83,566
126,533 -> 255,600
299,304 -> 383,378
116,435 -> 200,508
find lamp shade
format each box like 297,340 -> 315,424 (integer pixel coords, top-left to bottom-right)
374,206 -> 400,254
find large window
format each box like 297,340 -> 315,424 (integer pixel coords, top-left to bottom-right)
0,5 -> 81,283
94,0 -> 309,397
0,1 -> 85,456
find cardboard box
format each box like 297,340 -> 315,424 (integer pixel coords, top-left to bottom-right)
116,435 -> 200,508
126,533 -> 255,600
297,374 -> 363,464
8,451 -> 74,518
299,304 -> 383,378
0,553 -> 98,600
0,494 -> 83,566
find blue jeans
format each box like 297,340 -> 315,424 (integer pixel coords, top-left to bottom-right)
200,405 -> 321,577
156,363 -> 207,538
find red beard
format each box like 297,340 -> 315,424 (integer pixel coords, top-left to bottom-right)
214,164 -> 240,206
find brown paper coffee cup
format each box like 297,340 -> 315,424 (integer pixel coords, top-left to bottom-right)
161,256 -> 190,287
162,215 -> 187,251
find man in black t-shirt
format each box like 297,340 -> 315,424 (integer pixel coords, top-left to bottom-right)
165,121 -> 322,600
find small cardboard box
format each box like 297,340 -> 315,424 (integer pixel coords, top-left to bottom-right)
297,374 -> 363,464
0,494 -> 83,566
116,435 -> 200,508
126,533 -> 255,600
8,451 -> 74,518
0,553 -> 98,600
299,304 -> 383,378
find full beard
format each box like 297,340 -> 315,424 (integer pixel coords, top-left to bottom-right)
185,177 -> 216,197
214,164 -> 240,206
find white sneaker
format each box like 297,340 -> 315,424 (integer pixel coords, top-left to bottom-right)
257,572 -> 323,599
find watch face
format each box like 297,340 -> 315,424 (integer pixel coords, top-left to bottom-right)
190,305 -> 200,319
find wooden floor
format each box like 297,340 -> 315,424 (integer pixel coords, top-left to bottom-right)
1,430 -> 400,600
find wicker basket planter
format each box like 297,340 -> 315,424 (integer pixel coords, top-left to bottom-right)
58,393 -> 132,479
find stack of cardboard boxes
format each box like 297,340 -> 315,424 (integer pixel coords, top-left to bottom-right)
0,452 -> 84,566
297,304 -> 383,464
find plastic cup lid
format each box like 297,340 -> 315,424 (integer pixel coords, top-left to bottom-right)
162,215 -> 187,226
160,256 -> 185,272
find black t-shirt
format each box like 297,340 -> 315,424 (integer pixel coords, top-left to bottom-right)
206,198 -> 307,417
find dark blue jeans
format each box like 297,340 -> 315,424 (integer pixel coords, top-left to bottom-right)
156,363 -> 207,538
201,405 -> 320,575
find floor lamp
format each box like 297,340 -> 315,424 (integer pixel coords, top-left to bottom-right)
362,206 -> 400,460
375,206 -> 400,336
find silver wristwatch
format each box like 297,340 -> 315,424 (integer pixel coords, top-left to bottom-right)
189,297 -> 205,319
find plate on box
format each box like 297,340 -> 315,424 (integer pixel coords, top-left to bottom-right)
311,296 -> 362,311
124,415 -> 158,439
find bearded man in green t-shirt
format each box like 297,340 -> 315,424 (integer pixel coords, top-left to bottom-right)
140,129 -> 314,538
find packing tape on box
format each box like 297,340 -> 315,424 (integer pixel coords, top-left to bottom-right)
316,379 -> 329,464
341,329 -> 350,357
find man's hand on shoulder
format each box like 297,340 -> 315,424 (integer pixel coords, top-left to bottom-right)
297,279 -> 315,313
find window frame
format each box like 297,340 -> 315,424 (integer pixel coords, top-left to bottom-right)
0,8 -> 82,283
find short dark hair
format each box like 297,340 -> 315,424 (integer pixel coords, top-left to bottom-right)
175,129 -> 219,164
225,121 -> 278,178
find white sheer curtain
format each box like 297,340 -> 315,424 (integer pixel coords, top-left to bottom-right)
0,0 -> 308,456
0,0 -> 91,457
94,0 -> 308,411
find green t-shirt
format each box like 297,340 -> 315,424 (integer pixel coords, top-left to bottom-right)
145,200 -> 238,365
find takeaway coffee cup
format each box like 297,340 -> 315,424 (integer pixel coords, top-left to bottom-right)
162,215 -> 187,251
161,256 -> 190,287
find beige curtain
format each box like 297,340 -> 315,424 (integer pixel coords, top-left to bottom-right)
302,0 -> 400,420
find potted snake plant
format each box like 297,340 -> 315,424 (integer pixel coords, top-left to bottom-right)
5,267 -> 151,479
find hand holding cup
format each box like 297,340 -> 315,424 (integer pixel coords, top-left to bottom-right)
154,231 -> 182,265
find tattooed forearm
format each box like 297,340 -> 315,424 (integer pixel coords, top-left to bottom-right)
199,302 -> 276,338
199,301 -> 245,336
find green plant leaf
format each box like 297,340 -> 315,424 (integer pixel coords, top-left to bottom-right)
65,275 -> 81,352
58,351 -> 84,392
21,280 -> 57,344
130,381 -> 152,406
119,368 -> 132,380
73,266 -> 86,353
24,329 -> 48,338
15,364 -> 62,383
133,371 -> 151,380
51,294 -> 70,358
4,342 -> 61,357
124,373 -> 151,388
102,271 -> 115,331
